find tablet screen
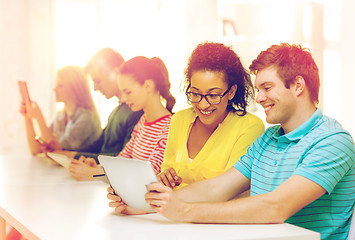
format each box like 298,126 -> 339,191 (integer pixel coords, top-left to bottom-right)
98,155 -> 158,211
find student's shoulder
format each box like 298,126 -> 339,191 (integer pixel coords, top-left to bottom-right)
309,114 -> 354,146
115,103 -> 134,114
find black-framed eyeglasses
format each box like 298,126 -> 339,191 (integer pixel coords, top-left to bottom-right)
186,87 -> 231,105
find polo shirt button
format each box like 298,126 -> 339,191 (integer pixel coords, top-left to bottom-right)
274,161 -> 277,165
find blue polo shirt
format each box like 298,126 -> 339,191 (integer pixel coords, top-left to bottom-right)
234,109 -> 355,240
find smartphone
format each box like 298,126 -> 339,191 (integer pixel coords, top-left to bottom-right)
17,80 -> 31,102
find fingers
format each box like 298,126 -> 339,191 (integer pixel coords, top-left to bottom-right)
145,190 -> 171,213
70,158 -> 80,166
76,156 -> 97,167
108,197 -> 128,215
146,182 -> 170,195
106,187 -> 154,215
175,176 -> 182,186
108,196 -> 123,206
24,100 -> 35,117
169,168 -> 182,186
158,172 -> 173,188
106,187 -> 129,214
146,199 -> 165,209
145,182 -> 172,209
107,192 -> 121,202
114,204 -> 128,215
86,157 -> 97,167
46,140 -> 58,151
107,186 -> 115,194
68,159 -> 87,180
158,168 -> 181,188
107,187 -> 121,201
78,156 -> 86,163
19,100 -> 27,115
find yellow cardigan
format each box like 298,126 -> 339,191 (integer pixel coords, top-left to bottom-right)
161,108 -> 265,188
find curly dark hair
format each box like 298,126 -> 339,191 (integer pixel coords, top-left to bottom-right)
184,42 -> 254,116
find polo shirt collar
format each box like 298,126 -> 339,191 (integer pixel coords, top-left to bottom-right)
273,108 -> 322,142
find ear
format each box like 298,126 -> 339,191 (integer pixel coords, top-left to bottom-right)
293,75 -> 306,97
228,85 -> 237,100
143,79 -> 155,93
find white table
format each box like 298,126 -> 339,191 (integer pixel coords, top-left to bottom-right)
0,154 -> 321,240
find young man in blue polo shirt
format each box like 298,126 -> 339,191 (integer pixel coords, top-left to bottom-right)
114,43 -> 354,239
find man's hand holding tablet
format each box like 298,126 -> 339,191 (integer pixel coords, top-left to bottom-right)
99,155 -> 159,213
107,186 -> 154,215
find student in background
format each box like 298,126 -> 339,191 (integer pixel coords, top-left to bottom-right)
117,56 -> 175,173
158,42 -> 264,189
142,43 -> 355,240
72,56 -> 175,179
68,48 -> 143,180
78,48 -> 143,156
19,65 -> 102,155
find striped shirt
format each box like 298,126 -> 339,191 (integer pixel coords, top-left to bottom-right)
234,109 -> 355,240
119,114 -> 172,174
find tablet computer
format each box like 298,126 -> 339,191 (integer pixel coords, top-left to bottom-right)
46,152 -> 71,169
17,80 -> 31,102
98,155 -> 158,211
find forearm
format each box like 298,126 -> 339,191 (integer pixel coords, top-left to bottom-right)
36,112 -> 55,142
176,178 -> 230,202
180,175 -> 326,224
23,117 -> 41,155
183,193 -> 285,224
176,168 -> 249,203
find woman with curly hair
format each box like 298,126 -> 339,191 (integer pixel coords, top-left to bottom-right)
107,42 -> 265,215
158,42 -> 265,189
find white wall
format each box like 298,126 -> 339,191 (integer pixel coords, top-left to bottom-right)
0,0 -> 354,155
0,0 -> 55,154
0,0 -> 219,155
338,0 -> 355,138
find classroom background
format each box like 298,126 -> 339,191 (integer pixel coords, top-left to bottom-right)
1,0 -> 354,155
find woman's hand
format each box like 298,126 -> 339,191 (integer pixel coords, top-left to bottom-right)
23,100 -> 42,120
19,100 -> 27,115
45,139 -> 62,151
69,156 -> 101,181
107,187 -> 153,215
158,168 -> 182,188
35,137 -> 61,152
81,156 -> 98,167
